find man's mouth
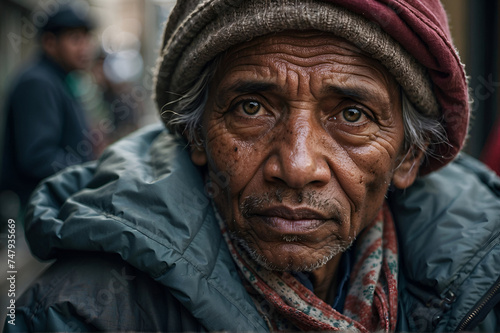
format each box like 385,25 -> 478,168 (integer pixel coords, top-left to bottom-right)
257,207 -> 329,220
248,206 -> 336,235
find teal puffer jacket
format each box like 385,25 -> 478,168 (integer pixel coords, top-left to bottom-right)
5,125 -> 500,332
392,151 -> 500,331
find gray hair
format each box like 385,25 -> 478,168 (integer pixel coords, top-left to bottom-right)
163,60 -> 448,166
162,59 -> 218,144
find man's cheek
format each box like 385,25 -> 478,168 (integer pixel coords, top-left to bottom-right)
359,173 -> 391,223
208,145 -> 255,188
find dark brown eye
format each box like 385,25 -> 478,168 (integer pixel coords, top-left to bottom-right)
342,108 -> 362,122
242,101 -> 261,115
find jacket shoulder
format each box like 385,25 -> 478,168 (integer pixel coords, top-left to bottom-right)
392,154 -> 500,331
8,253 -> 205,332
12,60 -> 60,90
392,154 -> 500,287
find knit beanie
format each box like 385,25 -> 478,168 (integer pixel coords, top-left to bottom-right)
155,0 -> 469,175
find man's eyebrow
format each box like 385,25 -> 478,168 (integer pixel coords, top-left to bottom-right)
225,81 -> 282,94
323,85 -> 385,104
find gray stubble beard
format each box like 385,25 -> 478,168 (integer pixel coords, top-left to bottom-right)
230,231 -> 355,272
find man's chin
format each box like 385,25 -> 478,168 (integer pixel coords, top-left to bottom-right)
232,235 -> 353,272
252,252 -> 335,272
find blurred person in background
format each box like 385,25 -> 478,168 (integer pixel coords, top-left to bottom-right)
0,4 -> 94,218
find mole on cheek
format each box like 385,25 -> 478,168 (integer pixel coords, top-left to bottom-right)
234,147 -> 238,152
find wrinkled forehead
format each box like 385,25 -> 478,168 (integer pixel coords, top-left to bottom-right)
211,30 -> 400,102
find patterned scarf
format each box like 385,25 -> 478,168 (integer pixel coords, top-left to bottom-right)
217,202 -> 398,332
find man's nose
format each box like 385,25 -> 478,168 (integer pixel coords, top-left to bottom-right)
263,113 -> 331,189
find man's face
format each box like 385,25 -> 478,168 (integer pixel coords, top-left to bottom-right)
194,31 -> 414,272
50,28 -> 92,71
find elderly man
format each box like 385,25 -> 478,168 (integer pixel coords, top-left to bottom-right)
5,0 -> 500,332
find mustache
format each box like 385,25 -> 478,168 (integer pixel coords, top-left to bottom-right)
240,189 -> 344,223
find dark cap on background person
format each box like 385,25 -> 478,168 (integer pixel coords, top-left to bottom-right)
40,3 -> 94,34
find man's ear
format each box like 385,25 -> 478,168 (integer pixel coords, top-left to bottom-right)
41,32 -> 57,55
187,130 -> 207,166
190,143 -> 207,166
392,146 -> 426,189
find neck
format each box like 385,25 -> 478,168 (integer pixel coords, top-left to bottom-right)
43,52 -> 70,73
311,254 -> 342,302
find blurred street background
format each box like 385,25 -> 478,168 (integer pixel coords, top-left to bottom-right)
0,0 -> 498,325
0,0 -> 177,323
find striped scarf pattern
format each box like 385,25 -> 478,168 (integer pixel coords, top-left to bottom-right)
217,202 -> 398,332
